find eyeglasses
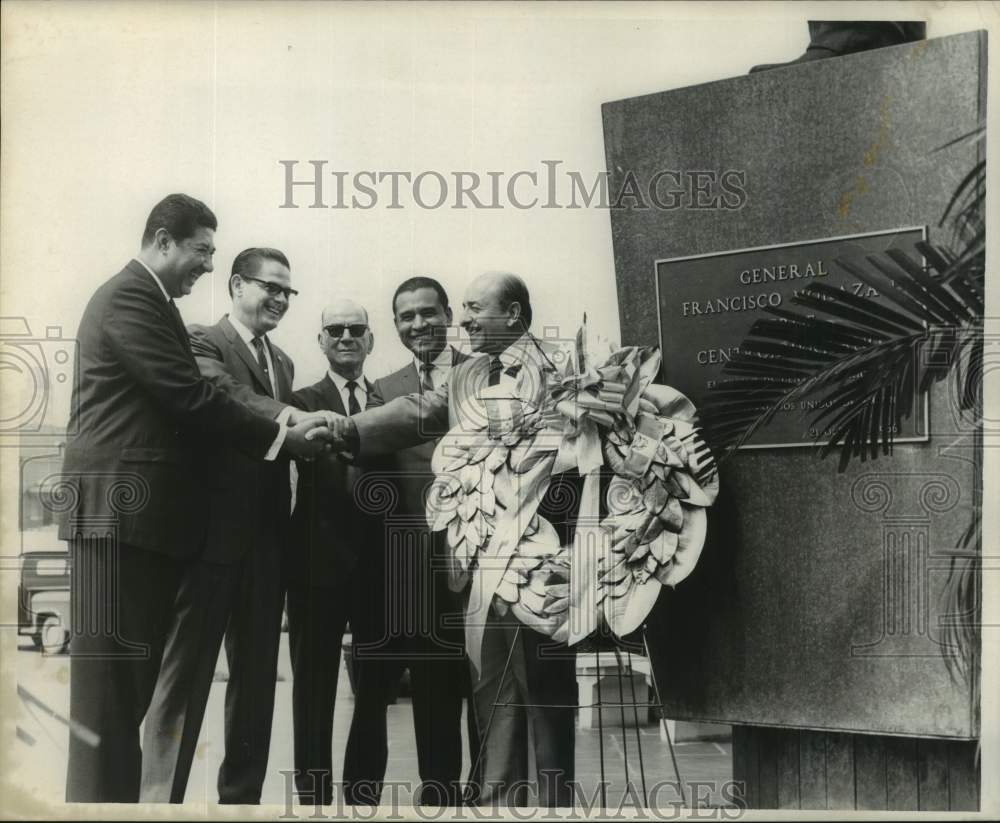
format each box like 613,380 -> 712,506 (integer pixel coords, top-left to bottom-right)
242,276 -> 299,299
324,323 -> 369,339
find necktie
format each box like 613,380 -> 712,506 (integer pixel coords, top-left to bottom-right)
488,356 -> 503,387
251,336 -> 274,397
345,380 -> 361,415
419,362 -> 435,393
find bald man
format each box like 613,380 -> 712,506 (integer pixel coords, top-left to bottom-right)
286,299 -> 386,806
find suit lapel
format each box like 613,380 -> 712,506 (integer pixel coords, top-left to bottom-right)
319,375 -> 347,416
402,363 -> 422,396
126,262 -> 193,358
270,345 -> 293,402
220,315 -> 273,396
167,300 -> 194,358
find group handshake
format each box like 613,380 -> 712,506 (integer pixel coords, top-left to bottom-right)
285,409 -> 356,459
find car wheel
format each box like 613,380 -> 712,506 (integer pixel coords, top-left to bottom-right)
39,614 -> 69,655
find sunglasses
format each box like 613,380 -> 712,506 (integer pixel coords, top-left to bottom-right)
242,276 -> 299,299
324,323 -> 369,339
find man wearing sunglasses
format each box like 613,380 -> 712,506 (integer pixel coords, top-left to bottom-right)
285,298 -> 383,806
141,248 -> 315,803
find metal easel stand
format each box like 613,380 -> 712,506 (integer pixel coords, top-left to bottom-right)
463,623 -> 687,809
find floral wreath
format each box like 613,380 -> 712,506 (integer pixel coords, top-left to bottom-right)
426,321 -> 719,672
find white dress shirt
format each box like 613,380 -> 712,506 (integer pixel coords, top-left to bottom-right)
132,258 -> 287,460
134,257 -> 172,301
327,369 -> 369,413
413,346 -> 455,392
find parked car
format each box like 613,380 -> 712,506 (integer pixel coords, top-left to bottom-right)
18,549 -> 71,654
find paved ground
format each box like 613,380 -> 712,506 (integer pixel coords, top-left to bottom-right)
12,635 -> 734,813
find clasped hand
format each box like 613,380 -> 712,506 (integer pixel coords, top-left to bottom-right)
283,409 -> 356,459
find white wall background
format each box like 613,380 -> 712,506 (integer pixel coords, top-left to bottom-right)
0,1 -> 989,406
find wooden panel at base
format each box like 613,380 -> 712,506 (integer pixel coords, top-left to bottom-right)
855,735 -> 888,809
917,739 -> 950,810
825,733 -> 855,809
798,730 -> 827,809
885,736 -> 919,811
776,730 -> 801,809
948,740 -> 980,811
732,726 -> 979,811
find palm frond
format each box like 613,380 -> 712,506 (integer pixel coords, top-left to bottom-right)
702,242 -> 982,463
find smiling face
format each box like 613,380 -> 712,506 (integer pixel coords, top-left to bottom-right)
157,226 -> 215,298
393,286 -> 452,362
319,300 -> 373,379
231,258 -> 292,335
460,274 -> 520,355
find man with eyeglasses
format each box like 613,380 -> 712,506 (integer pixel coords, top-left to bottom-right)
285,298 -> 384,806
60,196 -> 332,803
140,247 -> 316,803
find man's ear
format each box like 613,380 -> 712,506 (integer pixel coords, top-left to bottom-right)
366,332 -> 375,354
154,227 -> 173,254
506,301 -> 522,328
445,306 -> 454,324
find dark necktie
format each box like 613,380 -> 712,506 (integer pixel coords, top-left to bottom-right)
251,336 -> 274,397
419,362 -> 435,393
488,356 -> 503,387
345,380 -> 361,415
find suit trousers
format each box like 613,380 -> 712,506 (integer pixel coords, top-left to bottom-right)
345,626 -> 471,806
66,540 -> 186,803
139,543 -> 285,803
285,579 -> 363,805
472,608 -> 577,808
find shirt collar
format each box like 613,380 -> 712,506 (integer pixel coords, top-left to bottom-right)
497,333 -> 547,372
133,258 -> 171,302
327,369 -> 368,395
413,345 -> 454,374
228,313 -> 262,347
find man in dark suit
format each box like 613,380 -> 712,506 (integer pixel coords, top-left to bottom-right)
363,277 -> 474,806
59,194 -> 329,803
286,298 -> 383,807
331,273 -> 578,807
140,248 -> 302,803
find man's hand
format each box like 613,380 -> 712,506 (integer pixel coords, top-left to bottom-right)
283,416 -> 332,460
327,415 -> 359,453
287,408 -> 339,427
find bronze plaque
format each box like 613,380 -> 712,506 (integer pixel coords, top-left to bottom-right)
655,227 -> 930,448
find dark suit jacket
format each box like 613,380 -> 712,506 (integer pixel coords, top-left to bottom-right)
369,348 -> 471,595
188,316 -> 294,565
289,374 -> 379,589
368,348 -> 470,517
59,261 -> 279,557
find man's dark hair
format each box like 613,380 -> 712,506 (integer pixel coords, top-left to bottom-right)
391,276 -> 450,317
495,273 -> 532,329
141,193 -> 217,247
228,248 -> 290,297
